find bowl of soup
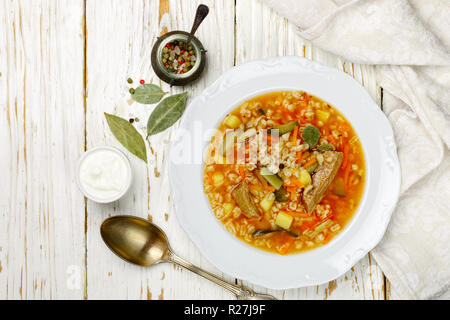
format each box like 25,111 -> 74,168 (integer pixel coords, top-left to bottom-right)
203,91 -> 365,255
169,57 -> 400,289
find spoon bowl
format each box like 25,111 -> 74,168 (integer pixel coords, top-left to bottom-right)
100,215 -> 170,267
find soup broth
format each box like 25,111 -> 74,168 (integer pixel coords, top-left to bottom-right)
203,91 -> 365,254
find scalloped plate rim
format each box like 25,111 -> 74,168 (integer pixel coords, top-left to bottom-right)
168,56 -> 401,289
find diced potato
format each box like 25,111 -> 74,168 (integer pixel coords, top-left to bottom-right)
299,168 -> 312,186
224,114 -> 241,129
223,203 -> 234,215
212,172 -> 225,187
316,110 -> 330,123
333,177 -> 346,196
275,211 -> 293,230
260,197 -> 274,212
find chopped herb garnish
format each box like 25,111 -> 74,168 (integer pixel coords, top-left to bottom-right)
302,125 -> 321,148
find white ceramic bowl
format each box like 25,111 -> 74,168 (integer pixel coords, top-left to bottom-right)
76,146 -> 133,203
168,57 -> 401,289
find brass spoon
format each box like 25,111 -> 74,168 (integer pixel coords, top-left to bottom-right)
100,215 -> 277,300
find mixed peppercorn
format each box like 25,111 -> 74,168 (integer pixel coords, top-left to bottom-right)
162,40 -> 197,74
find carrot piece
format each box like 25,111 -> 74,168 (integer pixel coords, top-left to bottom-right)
238,165 -> 246,180
290,177 -> 304,189
301,220 -> 317,230
342,144 -> 349,168
280,237 -> 295,254
284,210 -> 309,218
264,186 -> 275,192
264,132 -> 279,144
302,158 -> 317,168
328,134 -> 336,145
286,186 -> 296,200
208,172 -> 214,185
207,171 -> 219,186
292,126 -> 299,145
344,163 -> 351,190
296,151 -> 303,163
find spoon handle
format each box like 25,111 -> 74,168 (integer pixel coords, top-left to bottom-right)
168,253 -> 277,300
186,4 -> 209,47
190,4 -> 209,36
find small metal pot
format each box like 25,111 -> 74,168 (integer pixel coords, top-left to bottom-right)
151,31 -> 206,86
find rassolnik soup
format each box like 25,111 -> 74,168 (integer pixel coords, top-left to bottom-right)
203,91 -> 365,255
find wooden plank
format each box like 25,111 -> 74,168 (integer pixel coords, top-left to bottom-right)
85,0 -> 235,299
235,0 -> 385,300
385,278 -> 401,300
0,0 -> 86,299
147,1 -> 236,300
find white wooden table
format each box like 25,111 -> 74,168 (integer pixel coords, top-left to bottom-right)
0,0 -> 393,299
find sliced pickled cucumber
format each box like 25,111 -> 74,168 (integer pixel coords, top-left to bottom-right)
305,162 -> 319,174
269,121 -> 298,136
259,167 -> 283,190
317,143 -> 335,151
274,187 -> 289,202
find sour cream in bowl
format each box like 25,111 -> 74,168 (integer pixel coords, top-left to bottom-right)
76,146 -> 132,203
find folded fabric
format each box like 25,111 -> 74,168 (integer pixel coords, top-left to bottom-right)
262,0 -> 450,299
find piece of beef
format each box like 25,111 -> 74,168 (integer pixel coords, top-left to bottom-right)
232,182 -> 260,218
303,151 -> 344,214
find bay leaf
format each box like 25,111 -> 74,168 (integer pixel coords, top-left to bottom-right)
132,84 -> 167,104
147,92 -> 188,136
302,125 -> 321,148
104,112 -> 147,163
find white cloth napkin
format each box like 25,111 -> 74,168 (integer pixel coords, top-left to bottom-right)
262,0 -> 450,299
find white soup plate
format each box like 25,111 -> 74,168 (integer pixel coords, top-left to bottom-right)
168,56 -> 401,289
